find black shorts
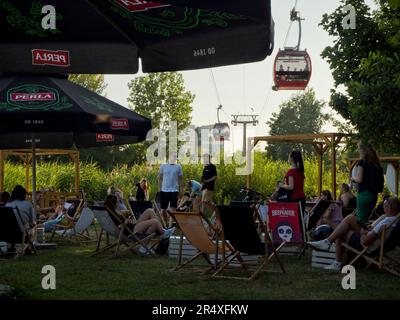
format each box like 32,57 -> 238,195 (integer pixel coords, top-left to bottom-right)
348,232 -> 363,251
160,191 -> 179,210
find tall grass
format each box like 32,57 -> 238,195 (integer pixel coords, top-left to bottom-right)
3,152 -> 349,203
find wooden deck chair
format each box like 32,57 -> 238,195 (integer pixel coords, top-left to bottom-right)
0,206 -> 37,257
152,192 -> 167,228
48,199 -> 85,240
170,211 -> 237,274
91,206 -> 156,257
342,214 -> 400,276
127,200 -> 153,220
50,207 -> 95,241
306,199 -> 334,232
213,205 -> 286,280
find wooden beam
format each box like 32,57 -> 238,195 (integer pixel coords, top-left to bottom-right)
75,152 -> 80,193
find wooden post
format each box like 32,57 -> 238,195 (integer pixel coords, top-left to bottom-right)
330,137 -> 337,200
313,144 -> 323,197
246,174 -> 251,189
74,152 -> 80,193
25,160 -> 30,192
0,150 -> 4,192
393,162 -> 399,197
246,137 -> 256,189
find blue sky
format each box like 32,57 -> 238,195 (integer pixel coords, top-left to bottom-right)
104,0 -> 376,150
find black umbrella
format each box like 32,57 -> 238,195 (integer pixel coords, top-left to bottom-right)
0,0 -> 274,74
0,74 -> 151,210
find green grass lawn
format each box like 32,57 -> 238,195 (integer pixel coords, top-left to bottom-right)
1,233 -> 400,300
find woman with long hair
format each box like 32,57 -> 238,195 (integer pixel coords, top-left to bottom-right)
135,178 -> 149,202
351,142 -> 384,223
279,150 -> 306,213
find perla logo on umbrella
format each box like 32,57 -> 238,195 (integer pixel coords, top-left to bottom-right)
32,49 -> 70,67
10,92 -> 56,102
114,0 -> 170,12
4,84 -> 73,111
111,118 -> 129,130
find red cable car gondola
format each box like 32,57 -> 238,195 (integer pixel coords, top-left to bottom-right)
273,49 -> 312,90
213,105 -> 230,141
272,8 -> 312,91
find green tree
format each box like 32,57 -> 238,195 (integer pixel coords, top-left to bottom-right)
320,0 -> 400,151
266,89 -> 330,160
68,74 -> 107,94
125,72 -> 195,164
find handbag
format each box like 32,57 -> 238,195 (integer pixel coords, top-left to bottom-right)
277,187 -> 292,202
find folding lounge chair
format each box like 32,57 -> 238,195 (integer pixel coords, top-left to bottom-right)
50,207 -> 95,241
91,206 -> 156,257
170,211 -> 237,273
152,192 -> 168,228
213,205 -> 286,280
0,206 -> 37,257
343,214 -> 400,276
128,200 -> 153,220
306,199 -> 334,232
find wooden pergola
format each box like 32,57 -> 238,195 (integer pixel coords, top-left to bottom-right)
349,156 -> 400,196
0,149 -> 80,193
246,133 -> 349,199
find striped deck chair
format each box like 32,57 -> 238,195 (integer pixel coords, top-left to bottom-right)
50,207 -> 95,241
91,206 -> 156,257
213,205 -> 286,280
169,211 -> 240,274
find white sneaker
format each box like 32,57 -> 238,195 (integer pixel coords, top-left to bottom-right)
307,239 -> 332,251
137,246 -> 154,255
324,261 -> 342,271
138,246 -> 147,254
161,227 -> 176,239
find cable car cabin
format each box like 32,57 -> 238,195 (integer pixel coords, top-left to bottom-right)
213,122 -> 230,141
273,49 -> 312,91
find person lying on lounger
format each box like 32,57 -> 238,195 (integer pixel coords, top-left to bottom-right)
104,194 -> 175,239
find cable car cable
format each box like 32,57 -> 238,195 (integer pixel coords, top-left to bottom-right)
209,69 -> 223,108
258,0 -> 299,117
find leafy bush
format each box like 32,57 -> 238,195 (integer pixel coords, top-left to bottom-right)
3,152 -> 349,203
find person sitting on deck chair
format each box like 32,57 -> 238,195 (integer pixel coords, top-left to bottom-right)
176,192 -> 192,212
104,195 -> 175,240
41,196 -> 78,232
6,185 -> 35,233
316,190 -> 343,229
308,196 -> 400,271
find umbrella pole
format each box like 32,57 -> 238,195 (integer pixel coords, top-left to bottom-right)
32,133 -> 37,219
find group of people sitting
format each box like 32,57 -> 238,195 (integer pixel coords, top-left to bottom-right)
308,196 -> 400,270
0,185 -> 82,235
315,183 -> 357,229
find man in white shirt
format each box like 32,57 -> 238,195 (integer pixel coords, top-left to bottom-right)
308,196 -> 400,271
158,152 -> 183,227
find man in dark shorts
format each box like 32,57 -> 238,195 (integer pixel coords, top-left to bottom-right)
201,153 -> 217,214
158,152 -> 183,227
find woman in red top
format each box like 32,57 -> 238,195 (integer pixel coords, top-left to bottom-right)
279,150 -> 306,213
